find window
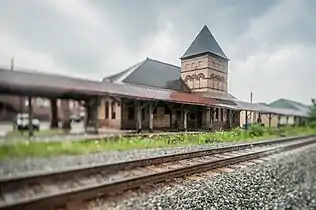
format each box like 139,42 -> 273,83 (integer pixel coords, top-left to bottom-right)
190,113 -> 196,120
128,106 -> 134,120
216,76 -> 220,90
211,77 -> 215,89
164,107 -> 171,115
197,73 -> 204,89
105,101 -> 109,119
215,108 -> 219,121
142,108 -> 145,120
111,101 -> 116,119
176,110 -> 181,119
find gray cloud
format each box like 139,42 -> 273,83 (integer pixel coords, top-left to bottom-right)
0,0 -> 315,104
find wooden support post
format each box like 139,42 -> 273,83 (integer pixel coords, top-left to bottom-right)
228,109 -> 233,129
209,107 -> 213,130
169,105 -> 173,130
183,106 -> 188,131
19,96 -> 24,135
180,105 -> 184,123
286,116 -> 289,125
85,105 -> 90,134
27,97 -> 33,137
83,100 -> 89,132
136,101 -> 142,133
277,115 -> 281,128
149,102 -> 153,132
169,111 -> 173,130
85,98 -> 98,134
92,97 -> 99,134
245,110 -> 248,130
256,113 -> 262,125
268,114 -> 272,128
220,108 -> 224,130
50,98 -> 58,129
61,100 -> 71,131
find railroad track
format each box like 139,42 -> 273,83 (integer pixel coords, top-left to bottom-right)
0,135 -> 315,210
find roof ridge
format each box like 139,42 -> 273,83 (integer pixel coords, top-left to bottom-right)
0,68 -> 100,83
146,57 -> 180,69
106,59 -> 147,83
115,59 -> 147,83
273,98 -> 308,107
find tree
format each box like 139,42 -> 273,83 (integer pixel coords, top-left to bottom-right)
308,98 -> 316,127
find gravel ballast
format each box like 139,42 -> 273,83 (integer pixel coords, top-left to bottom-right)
0,142 -> 244,176
0,135 -> 309,177
88,143 -> 316,210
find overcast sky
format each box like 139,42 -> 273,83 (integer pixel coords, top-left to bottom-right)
0,0 -> 315,104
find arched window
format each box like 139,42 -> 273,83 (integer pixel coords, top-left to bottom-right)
192,74 -> 198,89
218,76 -> 221,90
214,75 -> 220,89
221,76 -> 225,90
185,75 -> 191,82
210,74 -> 215,89
197,73 -> 205,88
185,75 -> 192,89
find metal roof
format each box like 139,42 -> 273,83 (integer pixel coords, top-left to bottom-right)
198,91 -> 237,102
235,100 -> 309,117
180,25 -> 229,60
0,69 -> 310,117
216,103 -> 240,111
104,58 -> 190,92
269,98 -> 311,116
0,68 -> 217,106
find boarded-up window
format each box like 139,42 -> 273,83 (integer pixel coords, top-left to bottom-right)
128,106 -> 134,120
111,102 -> 116,119
142,108 -> 145,120
105,101 -> 109,119
164,107 -> 171,115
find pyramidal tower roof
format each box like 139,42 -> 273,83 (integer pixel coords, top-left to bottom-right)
180,25 -> 229,60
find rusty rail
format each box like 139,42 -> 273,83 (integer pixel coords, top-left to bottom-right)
0,135 -> 315,210
0,134 -> 312,185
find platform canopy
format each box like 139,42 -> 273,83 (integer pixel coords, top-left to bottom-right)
235,100 -> 309,117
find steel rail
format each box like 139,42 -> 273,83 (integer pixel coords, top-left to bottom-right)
0,135 -> 315,210
0,134 -> 313,185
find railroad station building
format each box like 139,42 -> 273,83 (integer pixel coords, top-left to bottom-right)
0,25 -> 310,134
99,26 -> 239,131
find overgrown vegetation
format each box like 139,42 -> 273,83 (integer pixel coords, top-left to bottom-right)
308,98 -> 316,128
0,125 -> 315,159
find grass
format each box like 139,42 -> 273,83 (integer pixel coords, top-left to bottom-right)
6,129 -> 65,138
0,126 -> 315,160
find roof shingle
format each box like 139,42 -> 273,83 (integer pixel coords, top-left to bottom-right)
104,58 -> 190,92
0,68 -> 216,107
180,25 -> 229,60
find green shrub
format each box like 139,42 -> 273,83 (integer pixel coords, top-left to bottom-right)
247,123 -> 267,137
